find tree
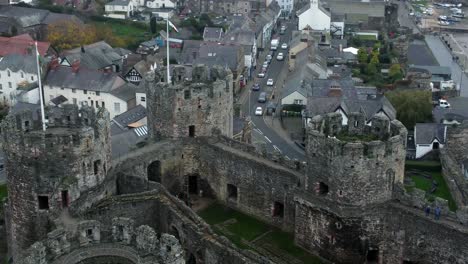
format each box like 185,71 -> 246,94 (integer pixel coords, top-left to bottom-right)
150,17 -> 157,34
47,20 -> 97,51
386,90 -> 433,129
370,51 -> 380,65
357,48 -> 368,64
388,64 -> 403,82
366,62 -> 378,75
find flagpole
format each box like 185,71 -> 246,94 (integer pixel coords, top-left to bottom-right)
35,42 -> 46,131
166,18 -> 170,83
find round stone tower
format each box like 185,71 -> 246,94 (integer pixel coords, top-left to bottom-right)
145,64 -> 234,140
1,104 -> 111,260
305,112 -> 407,206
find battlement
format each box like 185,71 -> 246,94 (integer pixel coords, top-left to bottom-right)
306,112 -> 407,206
17,218 -> 184,264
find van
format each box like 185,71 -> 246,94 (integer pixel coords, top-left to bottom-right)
258,92 -> 267,103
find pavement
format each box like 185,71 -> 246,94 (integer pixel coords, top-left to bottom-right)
397,1 -> 421,34
238,18 -> 305,161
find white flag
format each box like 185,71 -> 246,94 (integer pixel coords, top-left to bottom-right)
167,19 -> 179,32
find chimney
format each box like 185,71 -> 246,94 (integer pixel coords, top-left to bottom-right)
81,46 -> 85,53
71,60 -> 80,73
328,81 -> 342,97
49,57 -> 60,70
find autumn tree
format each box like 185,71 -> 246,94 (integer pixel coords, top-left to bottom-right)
47,20 -> 97,51
385,90 -> 433,129
388,64 -> 403,82
357,48 -> 368,64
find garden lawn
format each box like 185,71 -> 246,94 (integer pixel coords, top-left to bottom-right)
90,19 -> 152,49
198,203 -> 323,263
405,161 -> 457,211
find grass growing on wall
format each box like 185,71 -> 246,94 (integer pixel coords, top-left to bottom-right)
198,203 -> 323,263
405,161 -> 457,211
0,184 -> 7,201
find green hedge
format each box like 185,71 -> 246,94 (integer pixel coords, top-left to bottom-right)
405,160 -> 442,172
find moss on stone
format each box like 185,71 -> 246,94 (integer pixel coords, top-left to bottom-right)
336,131 -> 379,142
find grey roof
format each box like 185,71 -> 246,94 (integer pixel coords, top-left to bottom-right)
179,40 -> 203,64
111,128 -> 146,157
0,54 -> 37,74
110,82 -> 138,101
41,12 -> 81,25
310,77 -> 358,99
415,123 -> 447,145
223,29 -> 255,47
283,59 -> 327,99
111,104 -> 146,135
50,95 -> 68,105
106,0 -> 130,6
0,5 -> 48,27
196,43 -> 241,70
203,27 -> 224,41
408,65 -> 451,76
10,102 -> 41,119
45,66 -> 124,92
297,2 -> 330,17
62,41 -> 122,70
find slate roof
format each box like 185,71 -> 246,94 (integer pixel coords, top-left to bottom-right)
0,34 -> 50,57
62,41 -> 122,70
0,5 -> 80,27
408,65 -> 451,76
196,43 -> 242,71
110,82 -> 138,101
106,0 -> 130,6
45,66 -> 125,92
0,54 -> 37,74
415,123 -> 447,145
310,77 -> 358,99
50,95 -> 68,105
111,104 -> 146,135
223,29 -> 255,47
203,27 -> 224,41
178,40 -> 203,64
10,102 -> 41,120
283,59 -> 327,99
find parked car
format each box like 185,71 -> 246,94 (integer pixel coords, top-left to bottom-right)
439,99 -> 450,108
258,92 -> 267,103
255,106 -> 263,116
266,54 -> 273,61
252,83 -> 260,91
258,72 -> 266,78
276,53 -> 284,61
267,78 -> 274,86
281,43 -> 288,49
263,61 -> 269,68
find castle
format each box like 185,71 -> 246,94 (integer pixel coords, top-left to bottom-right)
3,64 -> 468,264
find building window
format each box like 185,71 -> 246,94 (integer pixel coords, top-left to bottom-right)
72,89 -> 76,93
0,84 -> 2,90
102,101 -> 105,108
84,90 -> 87,94
96,91 -> 100,96
38,195 -> 49,210
31,76 -> 34,81
7,70 -> 10,77
20,72 -> 24,78
8,82 -> 12,89
294,99 -> 303,105
141,96 -> 146,102
114,102 -> 121,113
73,98 -> 77,105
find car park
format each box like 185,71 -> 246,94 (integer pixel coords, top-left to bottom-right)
252,83 -> 260,91
276,53 -> 284,61
266,78 -> 274,86
281,43 -> 288,49
255,106 -> 263,116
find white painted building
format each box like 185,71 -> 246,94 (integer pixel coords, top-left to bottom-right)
146,0 -> 175,9
414,123 -> 447,159
281,90 -> 307,106
105,0 -> 135,19
297,0 -> 331,31
0,54 -> 39,106
276,0 -> 294,16
44,64 -> 137,118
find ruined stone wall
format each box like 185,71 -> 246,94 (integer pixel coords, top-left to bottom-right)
146,65 -> 234,140
1,105 -> 111,260
306,113 -> 407,206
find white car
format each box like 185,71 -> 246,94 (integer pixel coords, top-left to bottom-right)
263,61 -> 269,68
258,72 -> 266,78
281,43 -> 288,49
255,106 -> 263,116
266,78 -> 274,86
276,53 -> 284,61
439,99 -> 450,108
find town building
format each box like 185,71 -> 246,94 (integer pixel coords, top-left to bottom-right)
297,0 -> 330,31
0,34 -> 55,57
414,123 -> 447,159
0,54 -> 39,105
44,60 -> 138,118
203,27 -> 224,42
105,0 -> 135,19
146,0 -> 176,9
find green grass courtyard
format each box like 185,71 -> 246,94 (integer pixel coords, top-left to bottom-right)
198,203 -> 323,264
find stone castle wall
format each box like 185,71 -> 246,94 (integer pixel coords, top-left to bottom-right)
1,105 -> 111,260
146,65 -> 234,140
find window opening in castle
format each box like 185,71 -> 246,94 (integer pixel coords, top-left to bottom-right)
147,160 -> 161,182
366,248 -> 379,262
354,120 -> 358,127
86,229 -> 93,238
24,120 -> 29,129
273,202 -> 284,218
187,253 -> 197,264
184,90 -> 191,99
189,125 -> 195,137
94,160 -> 101,175
38,195 -> 49,210
227,184 -> 238,200
318,182 -> 329,195
61,190 -> 69,208
188,175 -> 198,194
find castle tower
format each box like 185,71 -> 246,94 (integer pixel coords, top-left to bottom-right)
1,104 -> 111,260
305,112 -> 407,206
145,64 -> 234,140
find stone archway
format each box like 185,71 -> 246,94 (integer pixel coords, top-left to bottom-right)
148,160 -> 161,183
